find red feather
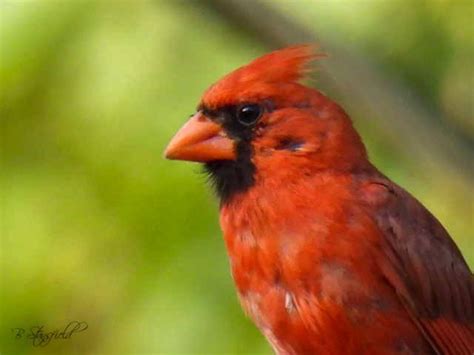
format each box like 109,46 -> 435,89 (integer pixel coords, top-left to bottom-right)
166,45 -> 474,354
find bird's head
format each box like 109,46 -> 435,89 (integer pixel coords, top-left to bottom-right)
165,45 -> 369,202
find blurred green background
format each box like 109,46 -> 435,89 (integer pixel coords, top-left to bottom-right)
1,0 -> 472,354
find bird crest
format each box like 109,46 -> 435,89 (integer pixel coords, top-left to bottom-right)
201,45 -> 322,109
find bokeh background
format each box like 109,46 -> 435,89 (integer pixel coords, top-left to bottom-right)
1,0 -> 472,354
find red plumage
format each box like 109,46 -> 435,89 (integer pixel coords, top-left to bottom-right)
165,46 -> 473,354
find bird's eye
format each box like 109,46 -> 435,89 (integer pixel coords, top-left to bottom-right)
236,104 -> 262,126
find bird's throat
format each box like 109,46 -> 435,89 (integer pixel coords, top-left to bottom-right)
203,140 -> 255,204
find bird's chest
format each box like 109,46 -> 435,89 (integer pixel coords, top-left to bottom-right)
219,205 -> 324,353
217,184 -> 435,354
218,197 -> 394,354
224,228 -> 306,354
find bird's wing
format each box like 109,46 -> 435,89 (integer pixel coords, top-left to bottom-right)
362,177 -> 474,355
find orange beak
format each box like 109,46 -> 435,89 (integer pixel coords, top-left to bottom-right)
164,112 -> 235,162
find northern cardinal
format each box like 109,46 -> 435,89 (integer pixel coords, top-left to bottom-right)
165,46 -> 473,354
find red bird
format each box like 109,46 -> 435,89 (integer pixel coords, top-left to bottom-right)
165,46 -> 473,354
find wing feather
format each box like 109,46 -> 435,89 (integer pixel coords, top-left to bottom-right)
363,177 -> 474,354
